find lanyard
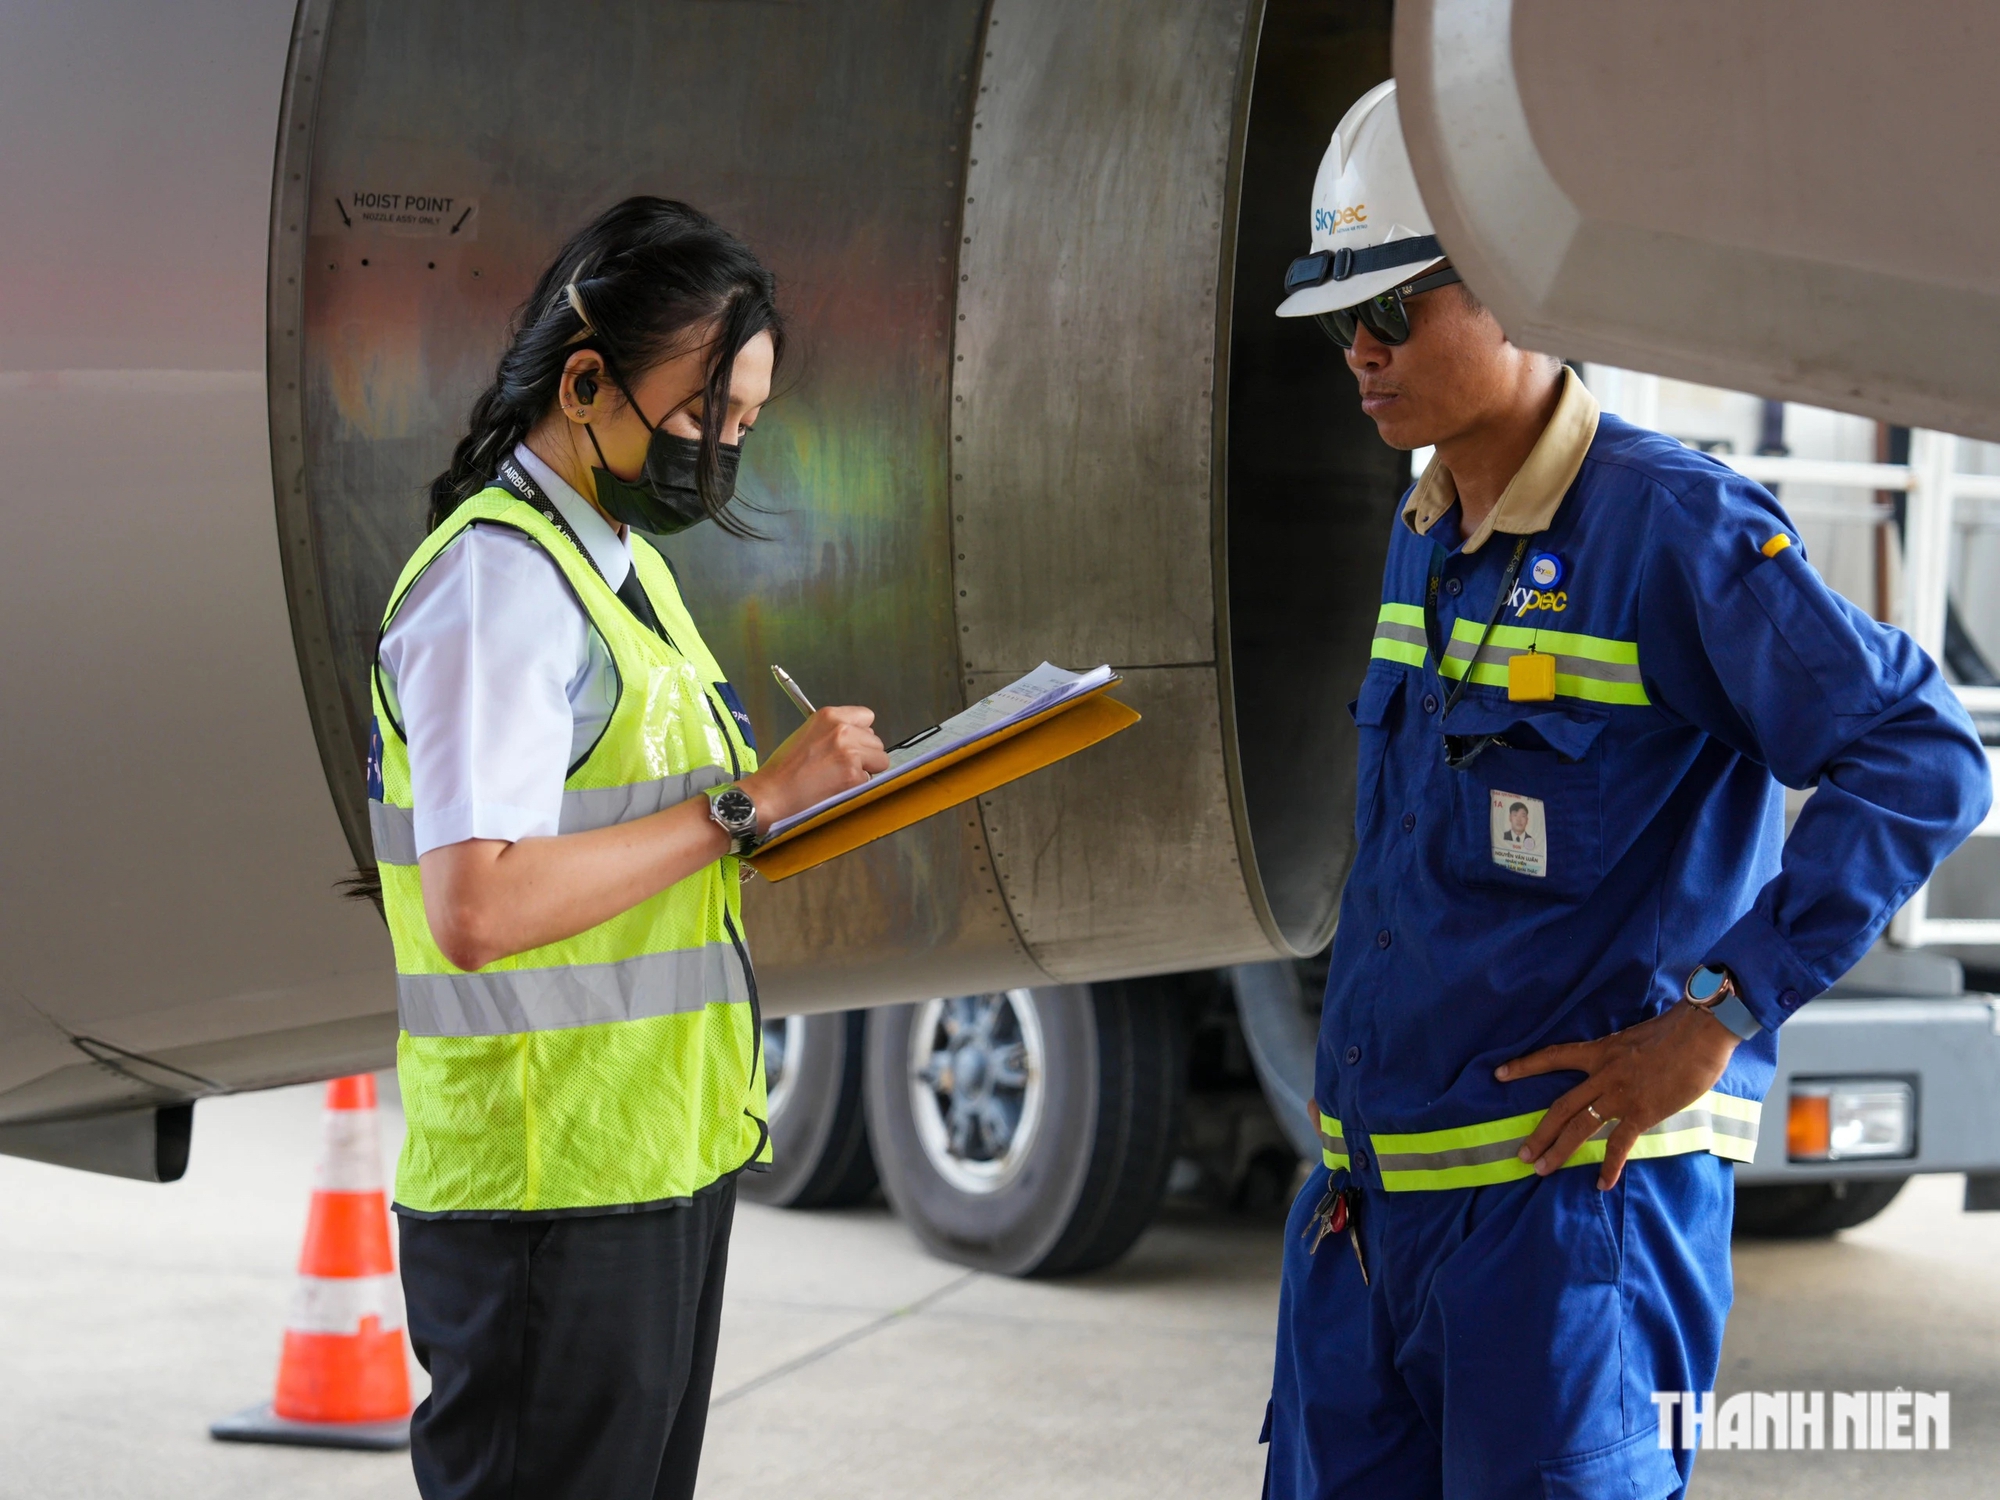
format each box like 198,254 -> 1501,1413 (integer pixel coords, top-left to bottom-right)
492,455 -> 596,570
492,457 -> 682,646
494,456 -> 747,780
1424,532 -> 1531,770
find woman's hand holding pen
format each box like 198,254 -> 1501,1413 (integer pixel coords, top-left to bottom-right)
421,706 -> 886,970
738,707 -> 889,832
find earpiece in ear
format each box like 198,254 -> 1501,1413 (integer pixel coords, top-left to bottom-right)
574,372 -> 598,405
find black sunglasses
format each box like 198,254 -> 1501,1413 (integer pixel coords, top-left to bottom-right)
1313,266 -> 1464,349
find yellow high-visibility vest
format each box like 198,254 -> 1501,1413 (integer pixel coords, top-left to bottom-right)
370,488 -> 768,1216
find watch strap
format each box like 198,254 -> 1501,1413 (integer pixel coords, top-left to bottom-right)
1684,962 -> 1762,1040
1704,992 -> 1761,1040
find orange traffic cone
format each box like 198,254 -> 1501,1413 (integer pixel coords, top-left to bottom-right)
211,1074 -> 413,1450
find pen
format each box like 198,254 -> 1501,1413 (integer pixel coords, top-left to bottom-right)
770,664 -> 817,719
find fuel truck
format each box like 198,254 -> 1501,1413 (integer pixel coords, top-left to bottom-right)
4,0 -> 1998,1276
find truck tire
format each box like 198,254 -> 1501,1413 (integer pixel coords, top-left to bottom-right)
864,981 -> 1183,1277
1733,1177 -> 1909,1238
739,1011 -> 879,1209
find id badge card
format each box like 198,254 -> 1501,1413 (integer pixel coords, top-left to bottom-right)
1489,790 -> 1547,878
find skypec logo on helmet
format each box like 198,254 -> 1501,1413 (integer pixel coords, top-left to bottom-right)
1314,203 -> 1368,235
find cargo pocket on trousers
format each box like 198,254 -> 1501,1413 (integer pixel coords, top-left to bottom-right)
1540,1424 -> 1683,1500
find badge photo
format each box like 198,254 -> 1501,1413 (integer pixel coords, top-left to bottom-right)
1489,790 -> 1547,878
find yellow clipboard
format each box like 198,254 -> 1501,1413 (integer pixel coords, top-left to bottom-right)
747,682 -> 1141,883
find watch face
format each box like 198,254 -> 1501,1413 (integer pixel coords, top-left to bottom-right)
715,788 -> 756,831
1687,966 -> 1727,1004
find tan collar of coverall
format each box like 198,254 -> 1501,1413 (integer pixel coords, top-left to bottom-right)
1401,366 -> 1602,553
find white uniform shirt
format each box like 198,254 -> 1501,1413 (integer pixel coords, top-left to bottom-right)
378,445 -> 629,858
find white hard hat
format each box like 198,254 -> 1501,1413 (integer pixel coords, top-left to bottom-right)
1276,80 -> 1447,319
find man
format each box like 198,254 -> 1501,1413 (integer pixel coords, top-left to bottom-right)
1494,799 -> 1539,877
1261,81 -> 1990,1499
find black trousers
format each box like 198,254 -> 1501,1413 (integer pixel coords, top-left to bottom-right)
398,1177 -> 735,1500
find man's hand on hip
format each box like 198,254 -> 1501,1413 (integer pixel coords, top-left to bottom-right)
1495,1002 -> 1742,1189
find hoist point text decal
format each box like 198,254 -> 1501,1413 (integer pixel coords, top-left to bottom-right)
324,192 -> 479,240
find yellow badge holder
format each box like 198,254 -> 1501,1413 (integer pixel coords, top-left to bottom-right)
1507,649 -> 1557,702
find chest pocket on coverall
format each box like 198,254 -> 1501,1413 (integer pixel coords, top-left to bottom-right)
1443,702 -> 1610,902
1348,668 -> 1405,841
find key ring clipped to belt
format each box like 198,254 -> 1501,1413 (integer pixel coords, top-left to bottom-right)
1424,534 -> 1532,771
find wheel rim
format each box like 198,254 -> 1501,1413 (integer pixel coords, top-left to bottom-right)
762,1014 -> 807,1121
907,990 -> 1045,1195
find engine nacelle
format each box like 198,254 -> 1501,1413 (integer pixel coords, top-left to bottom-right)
0,0 -> 1397,1129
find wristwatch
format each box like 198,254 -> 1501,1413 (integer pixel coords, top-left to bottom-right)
1684,963 -> 1762,1041
707,784 -> 760,856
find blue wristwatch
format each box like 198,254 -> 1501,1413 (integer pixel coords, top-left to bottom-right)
1685,963 -> 1761,1041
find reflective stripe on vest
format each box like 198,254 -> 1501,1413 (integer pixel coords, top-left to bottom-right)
1315,1091 -> 1759,1189
1440,619 -> 1649,706
373,489 -> 767,1216
397,944 -> 748,1037
369,768 -> 733,868
1369,602 -> 1428,668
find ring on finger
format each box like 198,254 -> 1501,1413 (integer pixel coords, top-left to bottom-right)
1584,1104 -> 1605,1124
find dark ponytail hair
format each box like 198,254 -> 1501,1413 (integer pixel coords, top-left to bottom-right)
343,201 -> 781,910
427,196 -> 785,536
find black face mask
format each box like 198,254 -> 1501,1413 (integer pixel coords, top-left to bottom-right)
583,391 -> 740,536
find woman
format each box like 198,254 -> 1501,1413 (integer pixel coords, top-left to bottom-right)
368,197 -> 887,1500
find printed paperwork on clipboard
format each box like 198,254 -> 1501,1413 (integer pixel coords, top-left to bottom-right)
747,661 -> 1140,883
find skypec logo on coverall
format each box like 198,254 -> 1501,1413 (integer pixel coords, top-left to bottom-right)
1652,1390 -> 1950,1451
1510,586 -> 1567,617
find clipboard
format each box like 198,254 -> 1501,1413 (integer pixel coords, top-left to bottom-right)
747,679 -> 1140,882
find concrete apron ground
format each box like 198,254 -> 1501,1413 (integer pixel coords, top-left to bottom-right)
0,1080 -> 1993,1499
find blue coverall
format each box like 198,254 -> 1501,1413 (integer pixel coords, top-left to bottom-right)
1264,393 -> 1991,1500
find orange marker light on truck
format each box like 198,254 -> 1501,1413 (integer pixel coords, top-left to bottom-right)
1787,1091 -> 1832,1160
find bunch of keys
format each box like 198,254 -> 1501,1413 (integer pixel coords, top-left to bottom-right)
1302,1177 -> 1369,1285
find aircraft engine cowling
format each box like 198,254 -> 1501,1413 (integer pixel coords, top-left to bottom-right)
0,0 -> 1399,1131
